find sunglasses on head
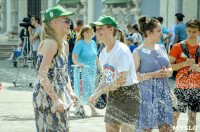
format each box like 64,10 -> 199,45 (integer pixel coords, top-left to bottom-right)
146,18 -> 157,29
55,18 -> 71,24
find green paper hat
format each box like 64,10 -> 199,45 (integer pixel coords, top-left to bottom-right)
43,5 -> 74,23
90,15 -> 117,28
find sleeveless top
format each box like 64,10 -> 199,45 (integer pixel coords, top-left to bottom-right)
33,40 -> 72,106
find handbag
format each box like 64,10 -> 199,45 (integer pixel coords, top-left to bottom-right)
95,94 -> 107,109
150,52 -> 178,109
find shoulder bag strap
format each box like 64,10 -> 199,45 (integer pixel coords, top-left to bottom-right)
150,52 -> 171,92
180,41 -> 190,58
195,43 -> 200,64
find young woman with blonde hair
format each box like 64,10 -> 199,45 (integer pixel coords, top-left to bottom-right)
33,5 -> 78,132
89,15 -> 140,132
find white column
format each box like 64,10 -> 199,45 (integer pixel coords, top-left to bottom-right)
56,0 -> 60,5
6,0 -> 12,33
18,0 -> 27,33
48,0 -> 54,8
133,0 -> 141,22
11,0 -> 18,33
160,0 -> 168,28
87,0 -> 95,24
41,0 -> 48,18
182,0 -> 197,23
0,0 -> 5,30
167,0 -> 178,28
81,0 -> 88,24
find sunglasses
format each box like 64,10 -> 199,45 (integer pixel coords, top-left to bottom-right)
146,18 -> 157,29
55,18 -> 71,24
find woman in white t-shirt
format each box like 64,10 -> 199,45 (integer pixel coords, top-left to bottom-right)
89,15 -> 141,132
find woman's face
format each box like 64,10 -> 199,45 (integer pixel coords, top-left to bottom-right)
96,25 -> 112,42
148,23 -> 163,42
83,29 -> 93,39
54,15 -> 71,35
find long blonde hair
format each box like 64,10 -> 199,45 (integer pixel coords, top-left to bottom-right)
37,20 -> 63,55
75,25 -> 94,43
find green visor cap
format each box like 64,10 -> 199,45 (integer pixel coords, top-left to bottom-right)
43,5 -> 74,23
90,15 -> 117,28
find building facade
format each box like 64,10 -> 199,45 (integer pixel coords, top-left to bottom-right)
0,0 -> 200,41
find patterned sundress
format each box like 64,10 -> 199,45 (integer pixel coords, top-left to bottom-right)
33,47 -> 72,132
135,45 -> 173,131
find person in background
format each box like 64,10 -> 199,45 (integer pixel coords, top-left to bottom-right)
169,19 -> 200,132
7,41 -> 23,62
72,25 -> 100,117
166,24 -> 176,52
174,13 -> 187,44
126,23 -> 133,37
170,13 -> 188,80
92,26 -> 100,54
156,17 -> 172,48
65,20 -> 77,89
74,20 -> 83,33
126,36 -> 137,53
132,24 -> 143,47
28,16 -> 42,64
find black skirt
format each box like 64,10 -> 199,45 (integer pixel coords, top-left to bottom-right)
104,83 -> 141,124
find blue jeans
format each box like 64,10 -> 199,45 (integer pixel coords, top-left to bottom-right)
32,51 -> 37,64
68,53 -> 74,87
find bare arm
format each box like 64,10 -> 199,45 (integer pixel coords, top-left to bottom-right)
89,71 -> 127,105
166,38 -> 171,51
28,27 -> 39,41
94,75 -> 106,93
173,34 -> 178,45
72,53 -> 84,68
65,42 -> 69,58
72,53 -> 79,65
133,50 -> 155,82
165,65 -> 173,77
169,56 -> 195,71
101,72 -> 127,93
162,32 -> 172,43
67,75 -> 78,106
133,50 -> 172,82
38,40 -> 62,105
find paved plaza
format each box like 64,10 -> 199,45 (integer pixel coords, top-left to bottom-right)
0,60 -> 200,132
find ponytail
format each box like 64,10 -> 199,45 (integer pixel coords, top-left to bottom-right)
106,25 -> 125,43
117,28 -> 125,43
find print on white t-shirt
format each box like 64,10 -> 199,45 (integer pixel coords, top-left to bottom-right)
99,40 -> 138,86
103,64 -> 116,86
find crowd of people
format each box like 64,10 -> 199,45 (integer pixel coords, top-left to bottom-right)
7,4 -> 199,132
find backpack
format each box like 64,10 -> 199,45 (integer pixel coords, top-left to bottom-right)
180,41 -> 200,64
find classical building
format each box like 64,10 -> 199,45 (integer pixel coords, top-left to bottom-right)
0,0 -> 200,41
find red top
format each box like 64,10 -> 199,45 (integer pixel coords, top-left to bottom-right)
169,42 -> 200,89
